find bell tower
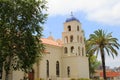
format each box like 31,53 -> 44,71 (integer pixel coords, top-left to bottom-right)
62,14 -> 85,57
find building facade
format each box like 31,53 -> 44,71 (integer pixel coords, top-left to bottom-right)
35,16 -> 89,80
2,16 -> 89,80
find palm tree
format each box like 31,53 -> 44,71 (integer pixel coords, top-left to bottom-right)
87,29 -> 120,80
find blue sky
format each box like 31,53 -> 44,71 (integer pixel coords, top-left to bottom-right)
43,0 -> 120,68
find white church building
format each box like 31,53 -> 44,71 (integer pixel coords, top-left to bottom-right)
2,15 -> 89,80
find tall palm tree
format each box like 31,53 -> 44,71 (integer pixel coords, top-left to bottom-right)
87,29 -> 120,80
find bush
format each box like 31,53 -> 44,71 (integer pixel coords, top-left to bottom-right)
70,78 -> 91,80
35,78 -> 44,80
77,78 -> 90,80
70,78 -> 77,80
39,78 -> 44,80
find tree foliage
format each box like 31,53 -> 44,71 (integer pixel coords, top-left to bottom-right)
0,0 -> 47,79
89,55 -> 100,78
86,39 -> 100,78
87,29 -> 120,80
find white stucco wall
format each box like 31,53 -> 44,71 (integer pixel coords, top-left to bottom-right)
12,70 -> 24,80
62,56 -> 89,78
39,44 -> 63,79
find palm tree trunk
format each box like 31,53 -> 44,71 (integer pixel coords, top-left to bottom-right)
100,48 -> 107,80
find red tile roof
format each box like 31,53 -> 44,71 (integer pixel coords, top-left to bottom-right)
41,38 -> 63,47
100,72 -> 120,77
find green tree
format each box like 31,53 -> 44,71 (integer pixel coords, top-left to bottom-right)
87,29 -> 120,80
88,55 -> 100,78
0,0 -> 47,80
86,40 -> 100,78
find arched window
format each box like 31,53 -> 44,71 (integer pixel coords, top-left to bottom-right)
46,60 -> 49,77
64,47 -> 68,53
78,46 -> 80,56
64,36 -> 68,43
56,61 -> 60,77
70,35 -> 73,42
68,25 -> 71,31
71,46 -> 74,53
67,66 -> 70,77
80,36 -> 82,43
77,36 -> 79,42
77,26 -> 79,31
82,47 -> 84,56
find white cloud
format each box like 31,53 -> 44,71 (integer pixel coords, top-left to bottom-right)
105,56 -> 120,68
97,53 -> 120,68
47,0 -> 120,25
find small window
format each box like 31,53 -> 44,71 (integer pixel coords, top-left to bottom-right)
77,26 -> 79,31
78,46 -> 80,56
70,35 -> 73,42
64,47 -> 68,53
68,25 -> 71,31
46,60 -> 49,77
80,36 -> 82,43
71,46 -> 74,53
77,36 -> 79,42
56,61 -> 60,77
67,66 -> 70,77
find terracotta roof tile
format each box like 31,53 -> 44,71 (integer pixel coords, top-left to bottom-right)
41,38 -> 63,47
100,72 -> 120,77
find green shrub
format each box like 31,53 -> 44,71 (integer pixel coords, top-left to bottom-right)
77,78 -> 90,80
70,78 -> 91,80
70,78 -> 77,80
39,78 -> 44,80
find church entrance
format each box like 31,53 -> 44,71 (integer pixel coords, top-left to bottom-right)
28,69 -> 34,80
